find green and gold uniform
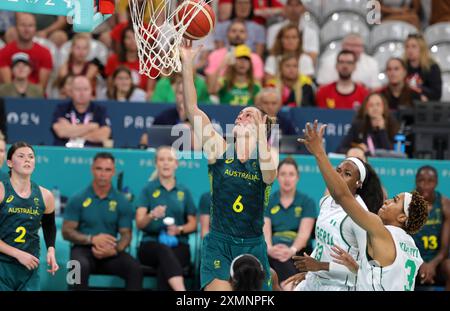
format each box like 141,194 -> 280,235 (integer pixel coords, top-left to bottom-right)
0,179 -> 46,291
64,185 -> 134,237
201,149 -> 272,290
265,190 -> 317,248
136,180 -> 196,245
0,170 -> 8,182
218,81 -> 261,106
198,192 -> 211,216
413,192 -> 443,263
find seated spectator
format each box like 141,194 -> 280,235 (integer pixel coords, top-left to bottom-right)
255,87 -> 296,136
98,66 -> 147,102
404,34 -> 442,101
0,13 -> 53,89
430,0 -> 450,24
265,24 -> 315,82
337,93 -> 399,154
218,0 -> 233,21
267,54 -> 315,107
0,98 -> 5,141
56,74 -> 74,99
105,26 -> 152,97
413,165 -> 450,291
135,146 -> 197,290
62,152 -> 143,290
378,57 -> 421,110
380,0 -> 422,29
152,72 -> 210,104
266,0 -> 320,64
317,33 -> 381,90
317,50 -> 369,110
205,20 -> 264,89
209,45 -> 261,106
52,75 -> 112,148
214,0 -> 266,57
56,34 -> 99,92
263,158 -> 316,288
0,52 -> 43,98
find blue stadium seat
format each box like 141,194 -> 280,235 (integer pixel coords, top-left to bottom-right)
370,21 -> 418,53
425,22 -> 450,46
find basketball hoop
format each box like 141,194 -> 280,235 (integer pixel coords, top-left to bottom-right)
128,0 -> 214,79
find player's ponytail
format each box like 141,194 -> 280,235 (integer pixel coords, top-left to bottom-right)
357,162 -> 384,214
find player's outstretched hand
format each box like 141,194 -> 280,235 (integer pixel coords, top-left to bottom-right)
297,120 -> 327,156
180,39 -> 202,64
293,253 -> 323,272
283,272 -> 306,291
15,249 -> 40,270
47,246 -> 59,275
330,245 -> 359,274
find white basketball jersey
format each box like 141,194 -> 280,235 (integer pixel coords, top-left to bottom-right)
306,195 -> 368,289
357,225 -> 423,291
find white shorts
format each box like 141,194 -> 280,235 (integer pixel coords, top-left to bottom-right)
294,272 -> 354,291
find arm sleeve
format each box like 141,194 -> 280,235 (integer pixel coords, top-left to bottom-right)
42,212 -> 56,249
422,63 -> 442,100
135,186 -> 150,209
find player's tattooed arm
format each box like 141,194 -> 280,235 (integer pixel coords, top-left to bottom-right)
62,220 -> 91,245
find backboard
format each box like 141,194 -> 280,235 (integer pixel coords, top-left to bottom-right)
0,0 -> 113,32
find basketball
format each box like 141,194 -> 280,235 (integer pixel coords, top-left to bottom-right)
176,0 -> 216,40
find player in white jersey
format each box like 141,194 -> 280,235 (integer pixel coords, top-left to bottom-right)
299,120 -> 428,291
288,157 -> 383,291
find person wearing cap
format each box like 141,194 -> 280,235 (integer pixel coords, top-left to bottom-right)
62,152 -> 143,290
0,13 -> 52,89
0,52 -> 43,98
209,44 -> 261,106
297,120 -> 429,291
135,146 -> 197,291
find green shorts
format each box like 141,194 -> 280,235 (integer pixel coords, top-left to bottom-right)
200,230 -> 272,290
0,259 -> 40,291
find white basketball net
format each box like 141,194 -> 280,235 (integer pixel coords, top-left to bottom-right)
128,0 -> 214,79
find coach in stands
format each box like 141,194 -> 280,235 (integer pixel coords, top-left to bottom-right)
52,75 -> 112,148
62,152 -> 143,290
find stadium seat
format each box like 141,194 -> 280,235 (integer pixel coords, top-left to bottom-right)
320,12 -> 370,51
59,39 -> 109,68
302,0 -> 323,24
370,21 -> 418,53
322,0 -> 368,22
442,72 -> 450,101
430,44 -> 450,72
319,40 -> 342,66
372,41 -> 405,72
424,22 -> 450,46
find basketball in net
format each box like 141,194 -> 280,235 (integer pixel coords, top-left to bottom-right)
128,0 -> 215,79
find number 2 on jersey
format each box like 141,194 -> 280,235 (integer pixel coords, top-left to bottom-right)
14,226 -> 27,243
404,259 -> 416,291
233,195 -> 244,213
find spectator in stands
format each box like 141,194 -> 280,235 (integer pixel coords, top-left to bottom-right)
317,33 -> 381,90
214,0 -> 266,57
105,26 -> 152,97
52,75 -> 112,148
0,99 -> 5,142
209,45 -> 261,106
255,87 -> 296,136
413,166 -> 450,291
56,74 -> 74,99
252,0 -> 284,25
152,72 -> 210,104
62,152 -> 143,290
56,34 -> 99,92
263,158 -> 316,288
378,57 -> 421,110
317,50 -> 369,110
205,20 -> 264,90
0,12 -> 15,40
135,146 -> 197,291
404,34 -> 442,101
218,0 -> 233,21
265,24 -> 315,82
380,0 -> 422,29
99,66 -> 146,102
267,54 -> 315,107
337,93 -> 399,155
266,0 -> 320,64
0,52 -> 43,98
198,191 -> 211,238
0,134 -> 7,181
0,13 -> 53,89
429,0 -> 450,24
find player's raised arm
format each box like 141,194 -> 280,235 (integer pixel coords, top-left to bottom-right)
180,40 -> 226,163
298,120 -> 389,239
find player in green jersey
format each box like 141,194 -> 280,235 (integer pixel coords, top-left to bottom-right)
181,41 -> 278,291
0,141 -> 58,291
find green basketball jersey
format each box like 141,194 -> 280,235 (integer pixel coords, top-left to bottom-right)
208,149 -> 271,238
0,179 -> 46,263
218,82 -> 261,106
413,192 -> 443,262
